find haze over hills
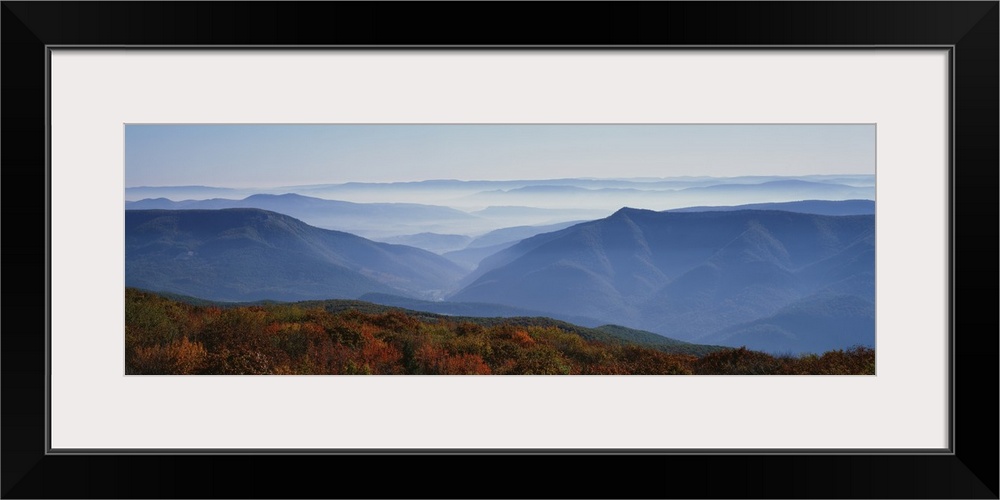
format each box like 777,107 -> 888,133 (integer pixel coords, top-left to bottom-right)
276,175 -> 876,205
440,220 -> 587,269
707,292 -> 875,354
126,175 -> 874,207
372,221 -> 591,269
457,180 -> 873,211
375,233 -> 472,254
125,176 -> 874,249
125,193 -> 600,260
123,178 -> 876,354
125,193 -> 481,239
468,206 -> 611,226
449,208 -> 875,353
669,199 -> 875,216
125,185 -> 252,201
125,208 -> 466,302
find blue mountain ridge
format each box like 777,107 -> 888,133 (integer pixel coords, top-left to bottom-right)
125,208 -> 466,302
126,201 -> 875,354
449,207 -> 875,354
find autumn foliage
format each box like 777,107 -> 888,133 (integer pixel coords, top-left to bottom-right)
125,289 -> 876,375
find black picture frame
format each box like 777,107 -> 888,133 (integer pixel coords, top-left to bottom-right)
3,2 -> 996,498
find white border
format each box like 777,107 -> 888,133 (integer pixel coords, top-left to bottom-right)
49,50 -> 949,450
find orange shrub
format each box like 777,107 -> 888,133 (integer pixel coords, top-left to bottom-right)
510,329 -> 536,347
124,290 -> 875,376
413,344 -> 492,375
128,337 -> 207,375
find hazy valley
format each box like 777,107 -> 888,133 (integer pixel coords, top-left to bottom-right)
126,176 -> 875,355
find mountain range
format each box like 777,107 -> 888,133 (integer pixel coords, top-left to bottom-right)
449,208 -> 874,353
668,199 -> 875,216
454,179 -> 874,211
125,193 -> 479,239
126,175 -> 875,210
125,208 -> 465,302
125,198 -> 875,354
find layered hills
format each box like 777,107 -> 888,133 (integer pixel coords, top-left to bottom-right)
125,208 -> 465,302
449,208 -> 874,353
125,193 -> 478,239
125,198 -> 876,354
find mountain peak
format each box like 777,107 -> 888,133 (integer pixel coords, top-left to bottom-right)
608,207 -> 658,221
611,206 -> 642,216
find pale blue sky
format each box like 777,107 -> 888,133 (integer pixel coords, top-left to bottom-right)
125,124 -> 875,187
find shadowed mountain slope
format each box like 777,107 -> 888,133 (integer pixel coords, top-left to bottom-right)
126,208 -> 466,302
450,208 -> 874,353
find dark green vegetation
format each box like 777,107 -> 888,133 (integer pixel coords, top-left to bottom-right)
355,292 -> 607,330
126,289 -> 875,375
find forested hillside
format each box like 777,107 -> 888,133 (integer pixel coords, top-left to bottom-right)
126,289 -> 875,375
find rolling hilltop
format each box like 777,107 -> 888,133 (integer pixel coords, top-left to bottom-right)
126,193 -> 479,238
125,208 -> 465,302
125,288 -> 874,375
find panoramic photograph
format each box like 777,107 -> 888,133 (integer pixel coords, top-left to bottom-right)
125,124 -> 876,375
